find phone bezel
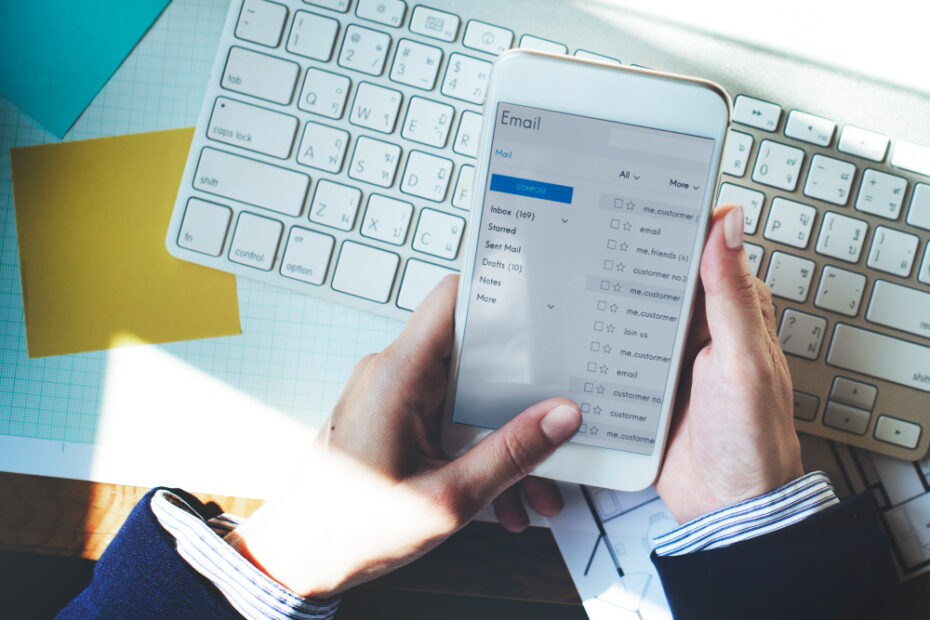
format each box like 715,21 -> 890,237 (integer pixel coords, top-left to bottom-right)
440,50 -> 732,491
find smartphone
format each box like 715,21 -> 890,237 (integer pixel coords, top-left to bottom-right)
440,50 -> 731,491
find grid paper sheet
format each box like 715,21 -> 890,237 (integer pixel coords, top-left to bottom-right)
0,0 -> 402,497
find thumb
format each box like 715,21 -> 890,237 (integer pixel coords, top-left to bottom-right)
699,204 -> 767,354
436,398 -> 581,516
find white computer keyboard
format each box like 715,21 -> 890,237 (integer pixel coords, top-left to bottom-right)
165,0 -> 930,460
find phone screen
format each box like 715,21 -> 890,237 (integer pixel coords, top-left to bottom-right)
452,102 -> 715,455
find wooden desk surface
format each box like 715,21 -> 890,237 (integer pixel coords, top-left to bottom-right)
3,471 -> 929,619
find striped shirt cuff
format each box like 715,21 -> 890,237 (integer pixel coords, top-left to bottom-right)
150,490 -> 339,620
653,471 -> 839,556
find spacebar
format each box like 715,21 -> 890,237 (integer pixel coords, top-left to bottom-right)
827,324 -> 930,392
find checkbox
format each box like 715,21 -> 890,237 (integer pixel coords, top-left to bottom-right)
597,300 -> 607,310
590,342 -> 601,351
603,259 -> 614,270
594,321 -> 604,331
607,239 -> 617,249
581,402 -> 591,413
610,218 -> 621,229
613,197 -> 624,209
578,424 -> 587,434
584,382 -> 594,393
600,280 -> 610,290
587,361 -> 597,372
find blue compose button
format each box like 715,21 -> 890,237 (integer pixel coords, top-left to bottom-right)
489,174 -> 574,204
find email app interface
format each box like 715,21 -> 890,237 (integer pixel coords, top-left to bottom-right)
453,103 -> 714,454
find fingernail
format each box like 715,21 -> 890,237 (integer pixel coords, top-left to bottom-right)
540,404 -> 581,445
723,206 -> 744,250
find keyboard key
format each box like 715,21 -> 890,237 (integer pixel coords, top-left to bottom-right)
519,35 -> 567,54
350,82 -> 402,133
778,308 -> 827,360
814,266 -> 866,317
298,68 -> 351,119
390,39 -> 443,90
743,242 -> 764,277
338,24 -> 391,75
830,377 -> 877,410
827,323 -> 930,392
866,280 -> 930,339
717,183 -> 764,234
222,46 -> 299,105
442,53 -> 492,104
309,180 -> 361,231
296,121 -> 349,173
823,401 -> 871,435
803,154 -> 855,205
765,251 -> 815,302
287,10 -> 339,61
874,415 -> 922,450
752,140 -> 804,191
332,241 -> 399,302
229,212 -> 283,270
177,199 -> 231,256
906,183 -> 930,230
208,97 -> 298,159
349,136 -> 401,187
793,391 -> 820,421
401,151 -> 453,201
784,110 -> 835,146
920,243 -> 930,285
401,97 -> 453,148
452,165 -> 474,211
891,141 -> 930,177
413,208 -> 465,260
453,110 -> 482,158
838,125 -> 889,162
361,194 -> 413,245
763,197 -> 816,249
815,212 -> 868,263
721,130 -> 753,177
866,226 -> 919,277
397,259 -> 456,310
280,226 -> 335,285
463,20 -> 513,55
732,95 -> 781,132
408,5 -> 460,42
356,0 -> 406,27
573,50 -> 620,64
194,148 -> 309,217
236,0 -> 288,47
303,0 -> 349,12
855,169 -> 908,220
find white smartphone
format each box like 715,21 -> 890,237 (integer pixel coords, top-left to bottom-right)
440,50 -> 731,491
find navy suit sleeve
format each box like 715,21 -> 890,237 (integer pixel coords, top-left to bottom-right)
57,488 -> 242,620
651,492 -> 902,620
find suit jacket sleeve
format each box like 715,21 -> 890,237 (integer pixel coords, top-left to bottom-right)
651,492 -> 902,620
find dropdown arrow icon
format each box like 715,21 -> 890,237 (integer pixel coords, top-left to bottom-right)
561,218 -> 569,223
547,304 -> 554,309
633,174 -> 640,180
693,185 -> 700,190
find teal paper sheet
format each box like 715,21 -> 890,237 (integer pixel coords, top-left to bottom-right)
0,0 -> 171,137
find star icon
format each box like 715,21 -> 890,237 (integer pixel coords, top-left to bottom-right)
595,385 -> 605,395
612,283 -> 622,293
599,364 -> 609,374
619,242 -> 629,252
592,405 -> 602,415
605,324 -> 615,334
602,344 -> 612,354
626,201 -> 635,210
616,263 -> 626,272
610,303 -> 619,313
589,426 -> 600,436
622,221 -> 632,231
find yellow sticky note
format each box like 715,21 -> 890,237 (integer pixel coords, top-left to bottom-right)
11,128 -> 241,358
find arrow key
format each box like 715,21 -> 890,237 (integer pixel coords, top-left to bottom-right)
823,401 -> 871,435
874,415 -> 921,450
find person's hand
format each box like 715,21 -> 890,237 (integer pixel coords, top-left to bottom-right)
224,275 -> 581,598
655,204 -> 803,523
